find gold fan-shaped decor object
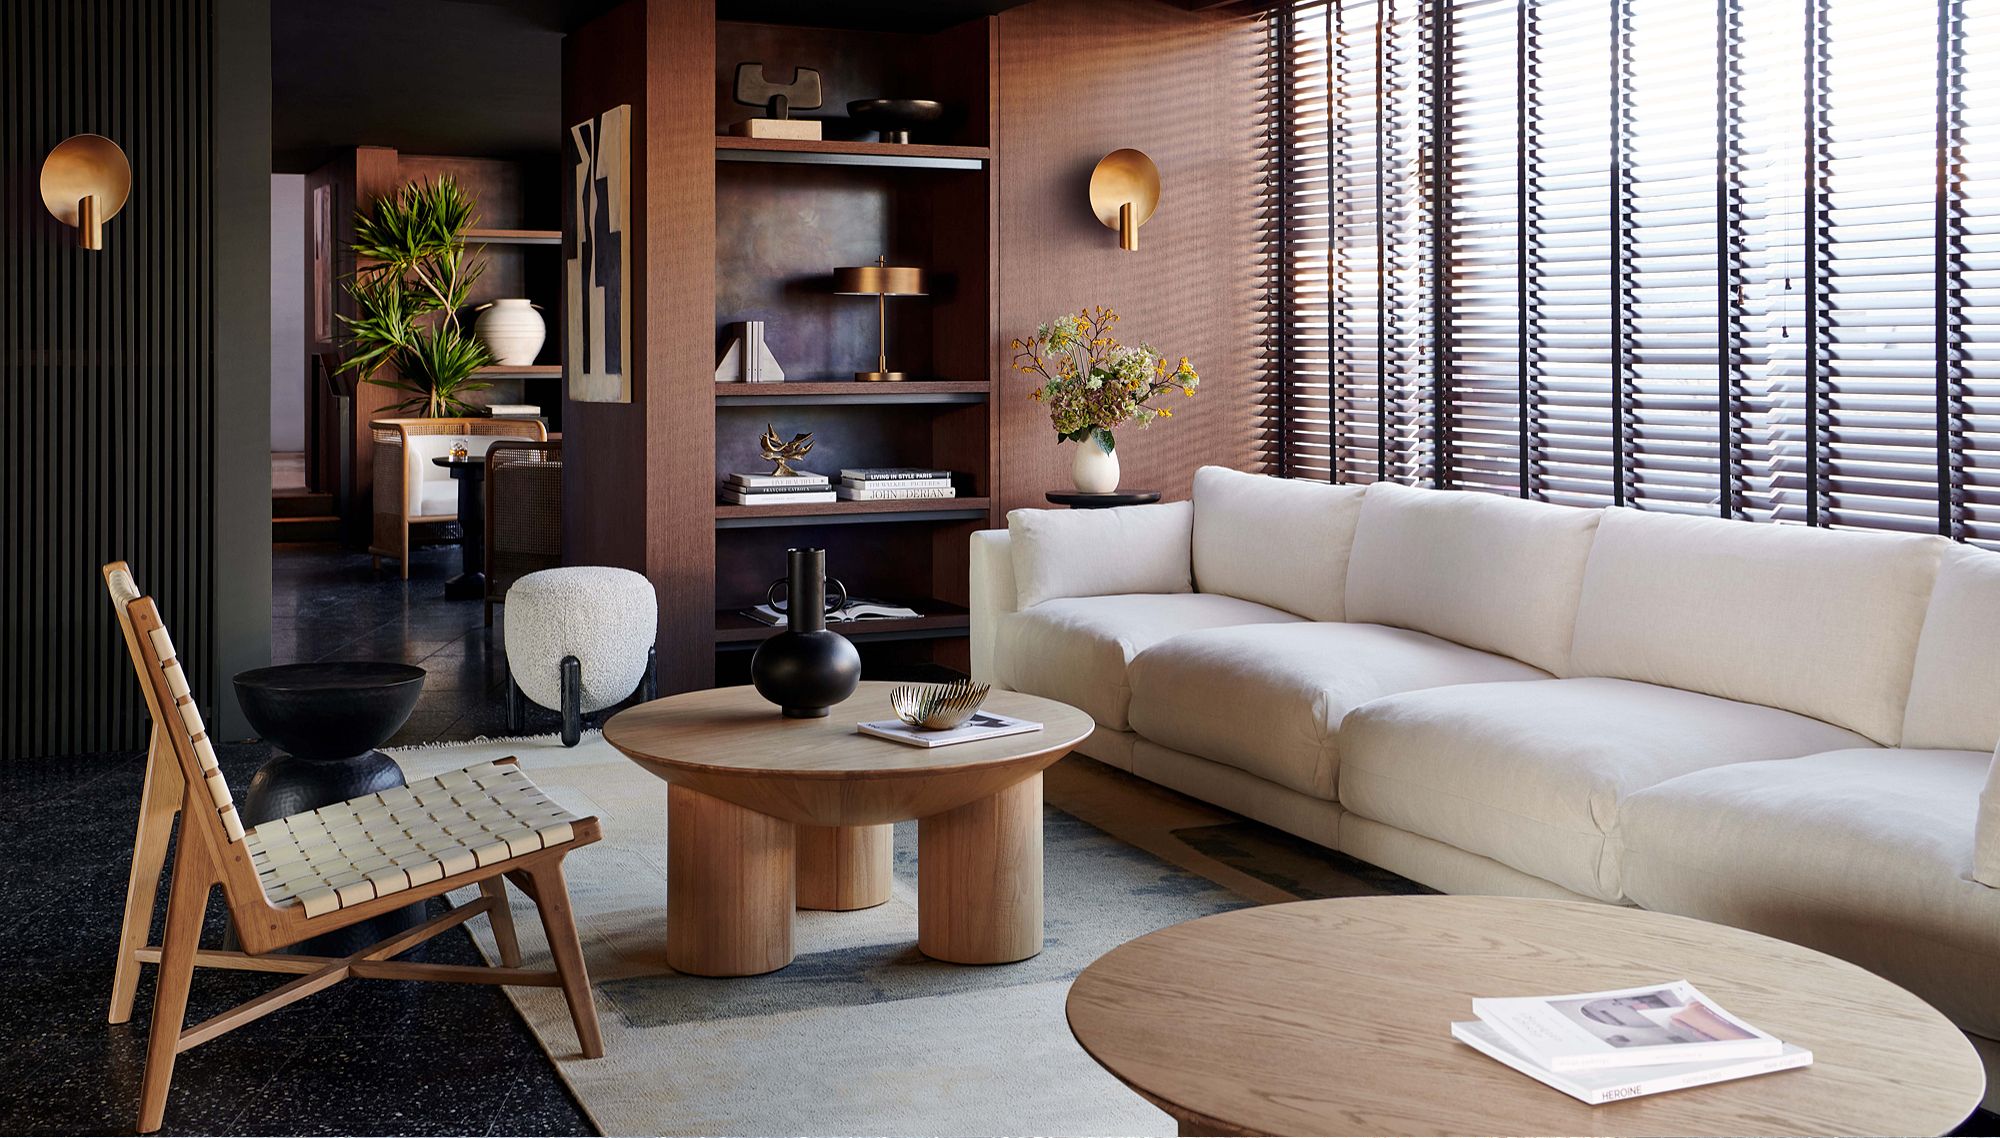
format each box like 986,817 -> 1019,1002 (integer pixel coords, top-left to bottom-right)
890,678 -> 991,731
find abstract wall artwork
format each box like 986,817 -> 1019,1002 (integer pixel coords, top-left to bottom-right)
566,104 -> 631,403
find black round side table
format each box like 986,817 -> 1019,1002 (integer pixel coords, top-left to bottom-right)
432,455 -> 487,600
233,662 -> 428,953
1045,490 -> 1163,509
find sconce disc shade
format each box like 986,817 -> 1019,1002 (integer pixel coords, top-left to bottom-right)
833,264 -> 927,296
1089,148 -> 1161,231
40,134 -> 131,226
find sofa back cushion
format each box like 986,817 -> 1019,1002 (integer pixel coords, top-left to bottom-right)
1569,508 -> 1944,744
1191,467 -> 1365,621
1008,501 -> 1193,610
1342,482 -> 1601,673
1902,543 -> 2000,751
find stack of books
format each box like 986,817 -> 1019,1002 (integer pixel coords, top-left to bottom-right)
740,597 -> 924,626
720,471 -> 835,506
1452,981 -> 1811,1104
837,467 -> 957,501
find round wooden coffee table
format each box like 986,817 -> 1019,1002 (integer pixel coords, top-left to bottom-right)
1067,896 -> 1984,1137
603,681 -> 1092,976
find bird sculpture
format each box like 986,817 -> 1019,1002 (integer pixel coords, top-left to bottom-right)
759,423 -> 815,478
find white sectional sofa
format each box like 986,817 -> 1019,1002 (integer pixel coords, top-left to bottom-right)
970,466 -> 2000,1098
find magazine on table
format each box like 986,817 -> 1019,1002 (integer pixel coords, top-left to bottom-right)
1451,1021 -> 1812,1105
1472,981 -> 1784,1072
856,711 -> 1043,748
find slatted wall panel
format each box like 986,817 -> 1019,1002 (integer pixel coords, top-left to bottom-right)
0,0 -> 218,757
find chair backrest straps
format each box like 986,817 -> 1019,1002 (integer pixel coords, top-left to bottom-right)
103,564 -> 246,843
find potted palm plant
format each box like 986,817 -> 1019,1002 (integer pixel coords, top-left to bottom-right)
338,176 -> 492,417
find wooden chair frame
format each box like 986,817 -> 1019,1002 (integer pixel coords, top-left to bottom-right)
483,438 -> 563,627
369,418 -> 548,579
102,562 -> 603,1133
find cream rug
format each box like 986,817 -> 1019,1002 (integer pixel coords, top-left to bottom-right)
391,733 -> 1256,1137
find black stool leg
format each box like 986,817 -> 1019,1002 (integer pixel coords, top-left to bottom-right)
561,655 -> 582,747
507,675 -> 526,735
641,645 -> 658,702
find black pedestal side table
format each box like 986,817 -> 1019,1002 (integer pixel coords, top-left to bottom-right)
433,455 -> 487,600
1044,490 -> 1162,509
232,661 -> 428,954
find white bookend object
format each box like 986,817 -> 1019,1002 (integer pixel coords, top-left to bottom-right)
1473,981 -> 1783,1072
715,320 -> 786,383
1451,1022 -> 1811,1105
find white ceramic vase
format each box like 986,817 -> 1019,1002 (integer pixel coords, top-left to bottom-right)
1071,438 -> 1121,494
474,299 -> 546,366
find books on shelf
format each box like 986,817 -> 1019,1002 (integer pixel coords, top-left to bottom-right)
727,471 -> 829,489
837,485 -> 956,501
722,471 -> 833,505
1454,980 -> 1809,1105
486,403 -> 542,417
838,467 -> 958,502
856,711 -> 1043,748
740,597 -> 926,626
840,467 -> 953,481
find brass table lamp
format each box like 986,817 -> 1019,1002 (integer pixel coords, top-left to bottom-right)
833,255 -> 927,381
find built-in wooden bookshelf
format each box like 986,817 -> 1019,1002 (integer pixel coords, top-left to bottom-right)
707,15 -> 997,681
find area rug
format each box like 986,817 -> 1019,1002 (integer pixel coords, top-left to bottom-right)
391,733 -> 1255,1137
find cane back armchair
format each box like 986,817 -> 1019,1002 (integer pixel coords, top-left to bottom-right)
370,417 -> 548,578
484,438 -> 564,626
101,561 -> 604,1132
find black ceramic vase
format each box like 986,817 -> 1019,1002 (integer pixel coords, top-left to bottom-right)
751,548 -> 862,718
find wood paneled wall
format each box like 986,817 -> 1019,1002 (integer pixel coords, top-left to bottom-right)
994,0 -> 1271,511
564,0 -> 717,693
0,0 -> 271,754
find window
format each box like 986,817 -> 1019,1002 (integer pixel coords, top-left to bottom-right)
1269,0 -> 2000,545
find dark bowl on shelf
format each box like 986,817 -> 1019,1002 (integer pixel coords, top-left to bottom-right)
233,662 -> 427,760
848,99 -> 946,143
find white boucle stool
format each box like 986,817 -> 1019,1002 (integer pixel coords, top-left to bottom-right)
503,566 -> 658,746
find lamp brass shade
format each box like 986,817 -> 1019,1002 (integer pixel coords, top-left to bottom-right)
1088,148 -> 1160,252
832,263 -> 926,296
41,134 -> 131,251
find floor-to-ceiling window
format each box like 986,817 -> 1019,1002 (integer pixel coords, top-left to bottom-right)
1269,0 -> 2000,546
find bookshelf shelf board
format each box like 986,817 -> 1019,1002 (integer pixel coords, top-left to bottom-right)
464,227 -> 562,246
714,600 -> 971,645
473,364 -> 562,376
715,380 -> 988,405
714,497 -> 992,529
715,136 -> 988,171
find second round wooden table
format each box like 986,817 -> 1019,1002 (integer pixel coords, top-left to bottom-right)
603,682 -> 1093,976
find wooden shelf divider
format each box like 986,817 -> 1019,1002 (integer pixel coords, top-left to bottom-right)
465,227 -> 562,246
473,364 -> 562,377
714,497 -> 993,529
715,380 -> 989,405
715,135 -> 988,170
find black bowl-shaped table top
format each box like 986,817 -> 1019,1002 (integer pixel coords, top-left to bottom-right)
233,662 -> 426,761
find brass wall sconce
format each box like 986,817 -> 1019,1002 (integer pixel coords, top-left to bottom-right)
1089,148 -> 1160,252
41,134 -> 131,251
833,255 -> 927,381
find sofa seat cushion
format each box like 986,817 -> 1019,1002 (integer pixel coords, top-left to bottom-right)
1619,748 -> 2000,1039
416,483 -> 459,518
1127,623 -> 1547,800
992,593 -> 1305,730
1338,678 -> 1874,901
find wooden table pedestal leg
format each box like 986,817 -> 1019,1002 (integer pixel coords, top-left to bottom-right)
796,823 -> 894,911
917,772 -> 1044,963
667,784 -> 795,976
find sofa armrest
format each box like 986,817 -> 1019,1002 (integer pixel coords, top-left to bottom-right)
1978,745 -> 2000,888
969,528 -> 1017,686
